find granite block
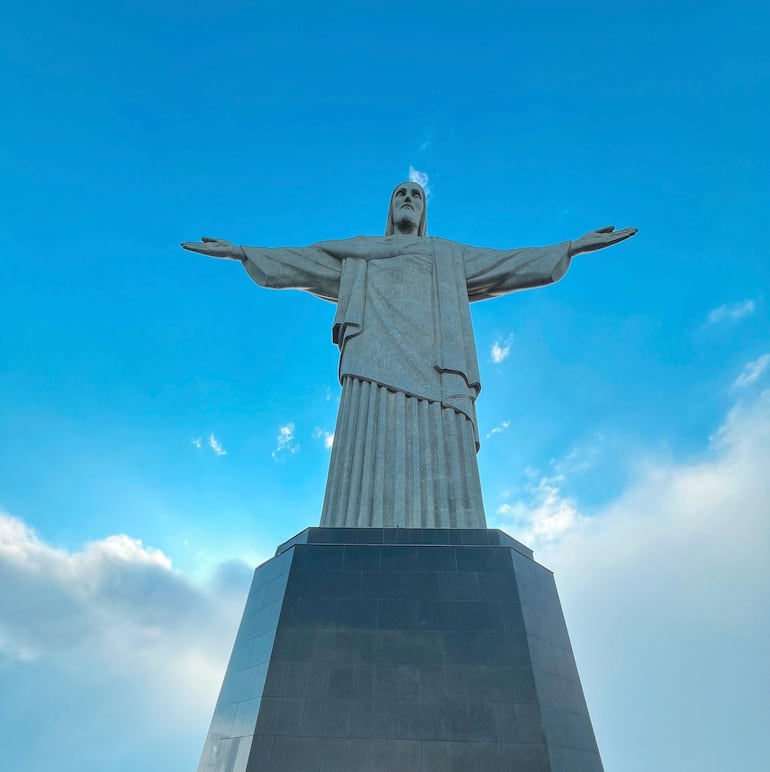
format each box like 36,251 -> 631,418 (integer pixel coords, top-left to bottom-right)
197,528 -> 603,772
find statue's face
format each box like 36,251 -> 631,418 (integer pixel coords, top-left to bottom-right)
390,182 -> 424,232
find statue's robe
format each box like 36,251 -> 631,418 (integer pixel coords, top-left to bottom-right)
241,235 -> 571,528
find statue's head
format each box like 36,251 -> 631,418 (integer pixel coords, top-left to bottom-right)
385,181 -> 427,236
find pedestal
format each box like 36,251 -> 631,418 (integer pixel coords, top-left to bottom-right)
198,528 -> 603,772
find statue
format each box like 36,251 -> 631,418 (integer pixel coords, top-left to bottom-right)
183,182 -> 636,529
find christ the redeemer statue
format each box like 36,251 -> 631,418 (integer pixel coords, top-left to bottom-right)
183,182 -> 635,529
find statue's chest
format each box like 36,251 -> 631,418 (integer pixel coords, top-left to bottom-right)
368,250 -> 433,302
357,252 -> 433,341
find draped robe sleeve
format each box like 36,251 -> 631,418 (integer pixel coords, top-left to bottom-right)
462,240 -> 573,299
240,237 -> 573,448
240,244 -> 343,302
413,238 -> 572,445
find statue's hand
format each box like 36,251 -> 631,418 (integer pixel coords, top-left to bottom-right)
181,237 -> 243,261
569,225 -> 637,256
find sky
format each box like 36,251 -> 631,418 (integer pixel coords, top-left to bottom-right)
1,1 -> 769,769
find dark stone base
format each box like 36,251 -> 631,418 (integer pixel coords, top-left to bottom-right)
197,528 -> 603,772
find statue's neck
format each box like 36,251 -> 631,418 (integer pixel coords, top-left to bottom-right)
393,220 -> 419,236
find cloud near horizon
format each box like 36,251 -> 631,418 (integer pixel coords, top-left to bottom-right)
492,386 -> 770,771
0,513 -> 247,669
0,513 -> 253,768
1,386 -> 768,771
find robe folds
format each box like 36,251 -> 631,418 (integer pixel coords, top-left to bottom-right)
241,235 -> 572,528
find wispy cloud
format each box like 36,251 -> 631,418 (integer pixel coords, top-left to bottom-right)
733,353 -> 770,389
493,387 -> 770,599
496,474 -> 582,545
491,334 -> 514,364
408,165 -> 431,197
707,299 -> 755,325
272,422 -> 299,460
313,427 -> 334,449
551,434 -> 605,476
192,437 -> 202,449
208,433 -> 226,456
485,420 -> 510,440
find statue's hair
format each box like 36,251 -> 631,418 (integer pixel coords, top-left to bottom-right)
385,181 -> 427,237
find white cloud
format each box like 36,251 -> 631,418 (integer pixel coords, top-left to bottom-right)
313,427 -> 334,449
496,474 -> 582,544
733,353 -> 770,388
207,433 -> 226,456
0,512 -> 253,768
408,165 -> 431,197
192,437 -> 202,449
485,420 -> 510,440
491,334 -> 514,364
492,389 -> 770,771
272,422 -> 299,459
707,298 -> 755,324
0,511 -> 247,682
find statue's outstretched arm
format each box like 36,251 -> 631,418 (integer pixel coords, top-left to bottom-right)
463,225 -> 637,301
182,236 -> 342,302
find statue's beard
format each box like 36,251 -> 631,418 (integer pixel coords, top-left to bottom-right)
393,213 -> 418,233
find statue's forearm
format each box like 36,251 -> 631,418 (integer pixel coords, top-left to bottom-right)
240,244 -> 342,299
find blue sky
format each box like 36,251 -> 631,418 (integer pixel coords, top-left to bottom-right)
1,1 -> 769,769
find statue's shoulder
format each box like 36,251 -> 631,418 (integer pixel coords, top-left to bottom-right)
429,235 -> 460,247
429,236 -> 465,257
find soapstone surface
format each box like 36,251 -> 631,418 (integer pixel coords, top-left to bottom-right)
182,185 -> 636,529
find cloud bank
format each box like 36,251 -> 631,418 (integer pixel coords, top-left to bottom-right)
3,386 -> 768,771
0,514 -> 253,770
493,386 -> 770,771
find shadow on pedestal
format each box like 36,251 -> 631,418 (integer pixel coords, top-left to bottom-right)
197,528 -> 603,772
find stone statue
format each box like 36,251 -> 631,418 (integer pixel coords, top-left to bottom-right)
183,182 -> 636,529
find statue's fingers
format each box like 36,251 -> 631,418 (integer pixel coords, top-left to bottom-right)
201,236 -> 219,243
596,225 -> 615,233
605,231 -> 635,246
182,242 -> 216,254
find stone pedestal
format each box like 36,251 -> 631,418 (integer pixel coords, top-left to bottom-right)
197,528 -> 603,772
